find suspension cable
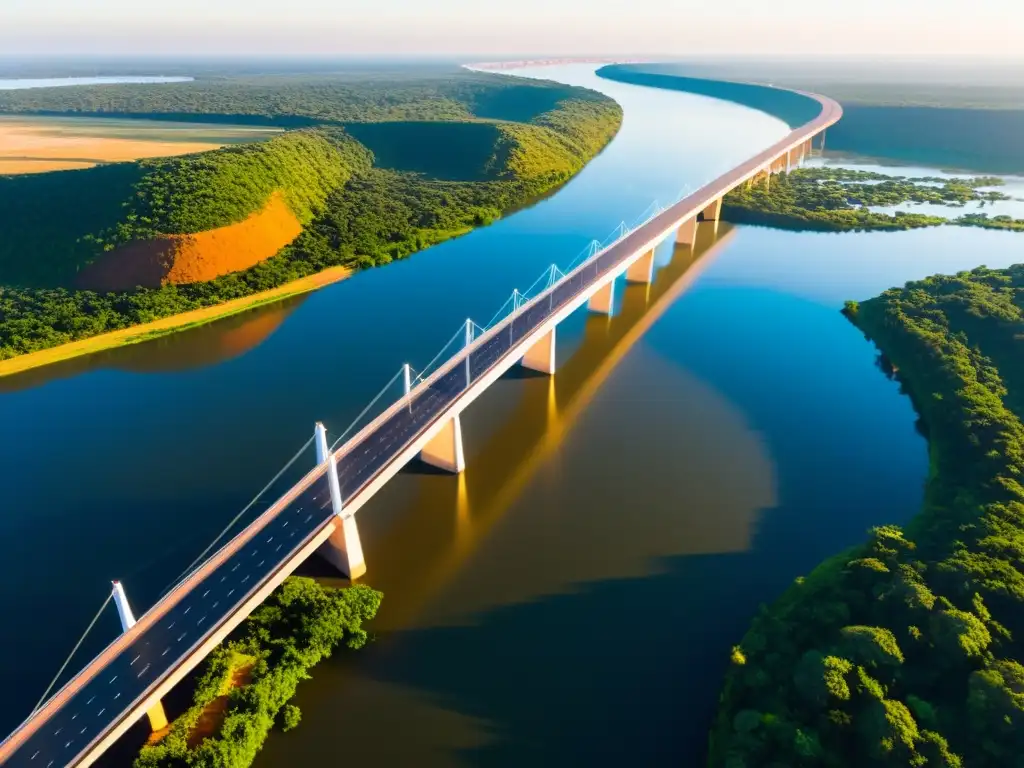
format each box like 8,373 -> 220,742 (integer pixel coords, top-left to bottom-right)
31,592 -> 113,715
329,365 -> 408,451
483,290 -> 517,330
412,322 -> 473,385
159,434 -> 316,597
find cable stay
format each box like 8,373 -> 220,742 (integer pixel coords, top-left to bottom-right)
482,290 -> 518,330
31,592 -> 114,716
328,364 -> 408,452
412,321 -> 476,387
159,434 -> 316,598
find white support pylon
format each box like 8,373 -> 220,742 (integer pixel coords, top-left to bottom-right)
110,581 -> 169,732
314,422 -> 366,579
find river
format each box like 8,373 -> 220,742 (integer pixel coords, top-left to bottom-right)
1,64 -> 1022,766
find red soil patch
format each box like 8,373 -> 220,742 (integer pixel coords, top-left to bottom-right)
76,191 -> 302,291
184,662 -> 255,748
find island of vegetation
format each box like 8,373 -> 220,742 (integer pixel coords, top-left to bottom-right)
721,166 -> 1023,233
710,264 -> 1024,767
0,68 -> 622,366
135,577 -> 381,768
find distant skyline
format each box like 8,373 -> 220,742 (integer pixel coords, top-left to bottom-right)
2,0 -> 1022,58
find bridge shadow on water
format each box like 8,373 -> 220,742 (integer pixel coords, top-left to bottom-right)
250,224 -> 788,768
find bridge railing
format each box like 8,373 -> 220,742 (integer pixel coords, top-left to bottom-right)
0,82 -> 843,765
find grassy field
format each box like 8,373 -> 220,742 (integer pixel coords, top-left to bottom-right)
0,266 -> 350,378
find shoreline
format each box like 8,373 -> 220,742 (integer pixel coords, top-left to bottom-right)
0,266 -> 350,378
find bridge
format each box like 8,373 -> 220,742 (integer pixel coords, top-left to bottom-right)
0,77 -> 841,768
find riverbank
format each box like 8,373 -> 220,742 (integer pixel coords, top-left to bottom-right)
0,266 -> 350,378
0,75 -> 622,367
709,265 -> 1024,767
135,578 -> 381,768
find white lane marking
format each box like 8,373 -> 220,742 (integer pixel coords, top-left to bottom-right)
232,564 -> 240,572
114,693 -> 121,700
178,632 -> 187,642
227,589 -> 235,598
71,713 -> 77,720
212,601 -> 219,610
64,741 -> 71,749
267,536 -> 274,543
86,696 -> 95,705
304,514 -> 312,522
184,606 -> 192,615
30,751 -> 38,760
275,544 -> 283,552
168,621 -> 175,630
283,521 -> 289,528
221,576 -> 227,583
202,590 -> 210,598
108,675 -> 117,685
257,560 -> 265,567
137,663 -> 151,678
241,575 -> 250,584
97,708 -> 105,717
80,726 -> 87,734
54,728 -> 62,736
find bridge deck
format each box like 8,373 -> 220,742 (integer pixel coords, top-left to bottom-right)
0,82 -> 841,768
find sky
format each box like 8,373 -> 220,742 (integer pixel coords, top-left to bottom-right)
1,0 -> 1022,58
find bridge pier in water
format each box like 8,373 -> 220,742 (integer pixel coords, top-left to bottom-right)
420,414 -> 467,473
110,581 -> 169,733
588,280 -> 615,314
314,422 -> 367,579
521,326 -> 556,374
701,197 -> 722,221
626,248 -> 655,284
675,217 -> 698,246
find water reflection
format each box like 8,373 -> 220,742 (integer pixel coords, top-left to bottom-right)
0,295 -> 306,393
255,223 -> 777,767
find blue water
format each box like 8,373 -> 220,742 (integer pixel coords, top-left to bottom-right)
1,64 -> 1022,765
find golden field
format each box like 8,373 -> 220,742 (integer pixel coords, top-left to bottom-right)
0,115 -> 279,174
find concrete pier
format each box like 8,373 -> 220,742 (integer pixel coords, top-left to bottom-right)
521,327 -> 556,374
420,414 -> 466,473
314,422 -> 366,579
625,249 -> 655,284
588,280 -> 615,314
675,217 -> 698,246
700,197 -> 723,222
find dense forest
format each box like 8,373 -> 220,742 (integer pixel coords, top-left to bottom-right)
0,71 -> 606,126
722,167 -> 1023,233
135,578 -> 381,768
0,129 -> 369,288
710,264 -> 1024,767
0,74 -> 622,360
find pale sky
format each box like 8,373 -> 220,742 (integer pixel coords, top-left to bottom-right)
1,0 -> 1021,58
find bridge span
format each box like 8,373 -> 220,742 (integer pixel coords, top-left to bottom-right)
0,79 -> 841,768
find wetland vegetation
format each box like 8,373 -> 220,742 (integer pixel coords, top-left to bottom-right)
722,167 -> 1023,233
